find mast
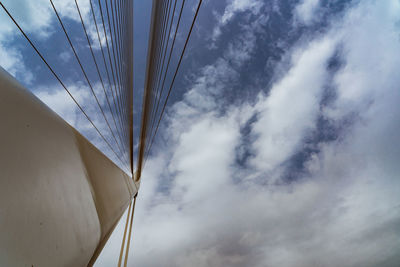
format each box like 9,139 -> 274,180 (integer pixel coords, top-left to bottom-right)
0,67 -> 138,266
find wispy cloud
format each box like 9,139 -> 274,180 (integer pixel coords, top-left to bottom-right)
0,0 -> 96,84
295,0 -> 320,25
116,1 -> 400,266
5,0 -> 396,266
0,0 -> 129,169
211,0 -> 263,44
250,35 -> 337,176
0,0 -> 53,84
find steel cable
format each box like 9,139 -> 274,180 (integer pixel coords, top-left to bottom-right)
98,0 -> 129,148
75,0 -> 129,165
145,0 -> 203,164
144,0 -> 186,160
50,0 -> 129,167
89,0 -> 127,150
146,0 -> 177,154
106,0 -> 127,129
0,1 -> 129,171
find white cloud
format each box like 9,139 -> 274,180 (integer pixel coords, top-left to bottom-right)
220,0 -> 263,25
250,35 -> 337,176
0,0 -> 103,86
211,0 -> 263,43
59,51 -> 72,63
169,113 -> 240,203
52,0 -> 106,50
0,0 -> 128,168
35,83 -> 90,127
325,0 -> 400,121
0,0 -> 53,38
0,43 -> 33,84
295,0 -> 320,25
0,0 -> 54,84
98,0 -> 400,266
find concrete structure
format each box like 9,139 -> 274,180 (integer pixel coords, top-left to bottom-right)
0,67 -> 138,266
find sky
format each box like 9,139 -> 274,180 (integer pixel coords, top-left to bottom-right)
1,0 -> 400,266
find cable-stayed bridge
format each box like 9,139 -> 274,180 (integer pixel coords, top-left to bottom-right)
0,0 -> 202,266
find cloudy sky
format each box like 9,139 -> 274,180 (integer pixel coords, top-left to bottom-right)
1,0 -> 400,266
